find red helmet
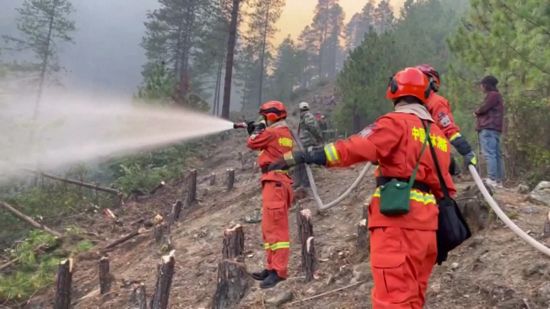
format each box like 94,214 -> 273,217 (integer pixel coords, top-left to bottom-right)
259,100 -> 287,122
416,64 -> 441,91
386,67 -> 431,103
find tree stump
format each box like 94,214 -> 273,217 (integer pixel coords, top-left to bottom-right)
150,250 -> 176,309
209,173 -> 216,186
457,185 -> 494,232
226,169 -> 235,191
212,225 -> 250,309
297,209 -> 317,282
544,211 -> 550,238
169,200 -> 183,225
130,283 -> 147,309
54,258 -> 73,309
99,256 -> 112,294
356,219 -> 369,258
186,169 -> 198,204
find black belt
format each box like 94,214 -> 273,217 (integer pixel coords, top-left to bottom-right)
376,177 -> 431,193
261,166 -> 288,174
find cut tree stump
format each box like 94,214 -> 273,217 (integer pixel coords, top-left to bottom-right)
54,258 -> 74,309
212,225 -> 250,309
169,200 -> 183,225
99,256 -> 112,294
0,201 -> 62,237
544,211 -> 550,238
130,283 -> 147,309
186,169 -> 198,204
297,209 -> 316,282
226,169 -> 235,191
457,185 -> 494,232
150,250 -> 176,309
356,219 -> 369,257
154,222 -> 172,251
209,173 -> 216,186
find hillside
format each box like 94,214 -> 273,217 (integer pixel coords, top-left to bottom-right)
19,121 -> 550,308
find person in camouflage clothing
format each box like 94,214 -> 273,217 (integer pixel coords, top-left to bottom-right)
294,102 -> 324,189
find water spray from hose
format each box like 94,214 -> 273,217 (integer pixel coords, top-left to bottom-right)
0,91 -> 234,181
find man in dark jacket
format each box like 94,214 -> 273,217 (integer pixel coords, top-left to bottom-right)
475,75 -> 505,188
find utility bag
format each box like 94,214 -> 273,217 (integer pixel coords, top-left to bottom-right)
379,125 -> 430,216
421,121 -> 471,264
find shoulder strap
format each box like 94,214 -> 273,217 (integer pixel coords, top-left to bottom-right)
408,123 -> 430,187
421,120 -> 451,198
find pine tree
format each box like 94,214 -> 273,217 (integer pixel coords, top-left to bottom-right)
373,0 -> 394,34
237,0 -> 284,113
141,0 -> 213,107
266,37 -> 307,102
309,0 -> 344,80
221,0 -> 242,119
3,0 -> 75,119
345,0 -> 375,52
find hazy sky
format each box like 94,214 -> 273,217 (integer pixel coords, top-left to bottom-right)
1,0 -> 404,96
275,0 -> 405,44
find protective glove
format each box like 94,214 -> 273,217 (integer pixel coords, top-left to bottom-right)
246,121 -> 256,135
268,149 -> 327,171
464,151 -> 477,166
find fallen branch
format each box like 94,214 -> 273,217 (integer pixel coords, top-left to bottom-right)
103,228 -> 147,250
34,171 -> 120,196
0,201 -> 62,237
285,280 -> 366,306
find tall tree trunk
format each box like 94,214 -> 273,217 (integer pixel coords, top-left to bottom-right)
257,2 -> 271,107
179,1 -> 197,99
213,55 -> 224,115
33,0 -> 57,122
221,0 -> 242,119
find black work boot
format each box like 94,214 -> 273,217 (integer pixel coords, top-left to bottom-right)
260,271 -> 285,289
251,269 -> 271,281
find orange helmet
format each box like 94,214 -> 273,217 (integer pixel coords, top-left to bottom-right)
386,67 -> 432,103
259,100 -> 287,122
416,64 -> 441,91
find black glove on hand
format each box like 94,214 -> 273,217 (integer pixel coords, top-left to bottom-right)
450,135 -> 472,156
246,121 -> 256,135
267,149 -> 327,172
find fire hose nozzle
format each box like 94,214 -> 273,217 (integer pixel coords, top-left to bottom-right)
233,122 -> 247,129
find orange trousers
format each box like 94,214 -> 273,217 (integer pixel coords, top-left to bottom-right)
261,180 -> 293,278
369,227 -> 437,309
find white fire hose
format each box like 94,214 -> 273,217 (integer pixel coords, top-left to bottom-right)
468,165 -> 550,257
292,131 -> 550,257
291,131 -> 371,211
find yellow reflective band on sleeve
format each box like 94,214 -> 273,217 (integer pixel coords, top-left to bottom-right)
278,137 -> 293,148
449,132 -> 462,142
264,243 -> 270,250
372,188 -> 436,206
324,143 -> 340,165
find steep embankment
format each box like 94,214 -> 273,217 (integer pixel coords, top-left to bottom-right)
25,94 -> 550,308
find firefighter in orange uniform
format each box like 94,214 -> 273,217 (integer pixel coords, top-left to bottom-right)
269,68 -> 456,308
246,101 -> 294,289
416,64 -> 477,167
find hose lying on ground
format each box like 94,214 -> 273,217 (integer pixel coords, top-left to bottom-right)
291,131 -> 371,211
469,165 -> 550,257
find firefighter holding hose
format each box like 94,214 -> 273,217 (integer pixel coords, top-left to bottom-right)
235,101 -> 294,289
269,68 -> 456,307
415,64 -> 477,170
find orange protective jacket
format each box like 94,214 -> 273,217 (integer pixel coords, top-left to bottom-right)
247,121 -> 294,183
425,93 -> 462,141
324,112 -> 456,231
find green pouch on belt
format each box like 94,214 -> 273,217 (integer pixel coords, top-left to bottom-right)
380,123 -> 430,216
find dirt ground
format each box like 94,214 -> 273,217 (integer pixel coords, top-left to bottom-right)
20,98 -> 550,308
